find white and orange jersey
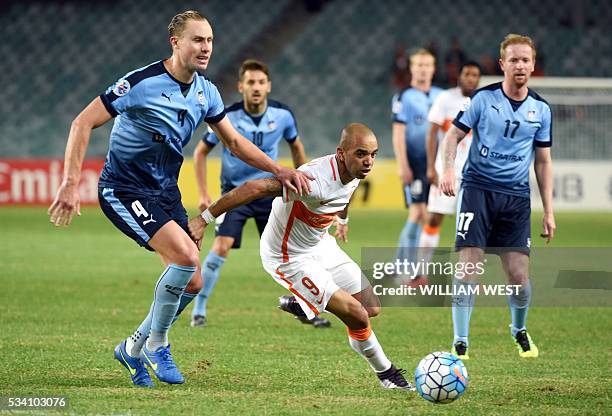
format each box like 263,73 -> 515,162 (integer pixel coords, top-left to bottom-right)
428,87 -> 473,178
260,154 -> 359,263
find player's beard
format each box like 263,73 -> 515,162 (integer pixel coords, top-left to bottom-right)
513,73 -> 528,86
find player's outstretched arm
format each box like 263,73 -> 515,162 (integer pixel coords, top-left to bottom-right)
193,140 -> 214,211
210,117 -> 313,195
48,97 -> 112,227
534,147 -> 556,243
392,122 -> 412,185
188,178 -> 282,243
439,125 -> 467,197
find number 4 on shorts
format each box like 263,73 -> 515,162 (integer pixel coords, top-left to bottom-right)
131,200 -> 149,218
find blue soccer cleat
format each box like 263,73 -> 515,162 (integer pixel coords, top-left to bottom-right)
140,344 -> 185,384
114,340 -> 154,388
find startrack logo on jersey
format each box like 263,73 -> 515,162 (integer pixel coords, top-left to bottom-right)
112,79 -> 131,96
480,145 -> 526,161
197,90 -> 205,105
489,152 -> 525,162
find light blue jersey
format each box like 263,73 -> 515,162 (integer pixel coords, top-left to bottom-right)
453,82 -> 552,197
204,99 -> 298,191
392,86 -> 443,163
99,60 -> 226,192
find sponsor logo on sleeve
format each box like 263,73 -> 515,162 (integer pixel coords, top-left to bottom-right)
392,99 -> 402,114
113,79 -> 131,96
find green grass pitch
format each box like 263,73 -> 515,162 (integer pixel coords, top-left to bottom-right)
1,207 -> 611,415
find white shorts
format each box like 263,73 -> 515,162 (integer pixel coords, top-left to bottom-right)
427,182 -> 460,215
261,234 -> 370,320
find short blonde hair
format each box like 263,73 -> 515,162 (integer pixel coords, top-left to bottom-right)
168,10 -> 207,37
500,34 -> 536,60
410,48 -> 435,65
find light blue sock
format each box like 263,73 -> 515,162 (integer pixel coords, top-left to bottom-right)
452,279 -> 477,346
191,251 -> 226,318
146,264 -> 196,350
171,292 -> 196,324
509,279 -> 531,337
397,221 -> 422,265
126,292 -> 196,357
126,303 -> 154,357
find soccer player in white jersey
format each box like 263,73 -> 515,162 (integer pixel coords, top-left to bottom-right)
440,34 -> 555,359
47,11 -> 311,388
189,124 -> 416,391
417,62 -> 481,265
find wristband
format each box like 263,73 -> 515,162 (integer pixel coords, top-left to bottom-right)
336,216 -> 349,225
200,208 -> 216,224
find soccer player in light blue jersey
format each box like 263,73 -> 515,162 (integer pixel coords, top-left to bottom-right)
189,59 -> 329,328
439,34 -> 556,359
391,49 -> 442,269
48,11 -> 311,388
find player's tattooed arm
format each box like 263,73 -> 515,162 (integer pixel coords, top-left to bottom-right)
441,125 -> 466,171
439,125 -> 467,197
188,178 -> 282,242
210,178 -> 282,217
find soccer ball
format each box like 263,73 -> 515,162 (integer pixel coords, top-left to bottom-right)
414,351 -> 468,403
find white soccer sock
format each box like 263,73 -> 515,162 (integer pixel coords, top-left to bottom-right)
125,329 -> 147,357
418,226 -> 441,265
348,329 -> 392,372
419,227 -> 440,248
146,330 -> 168,351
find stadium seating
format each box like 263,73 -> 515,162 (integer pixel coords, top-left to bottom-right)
1,0 -> 610,159
0,0 -> 289,157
